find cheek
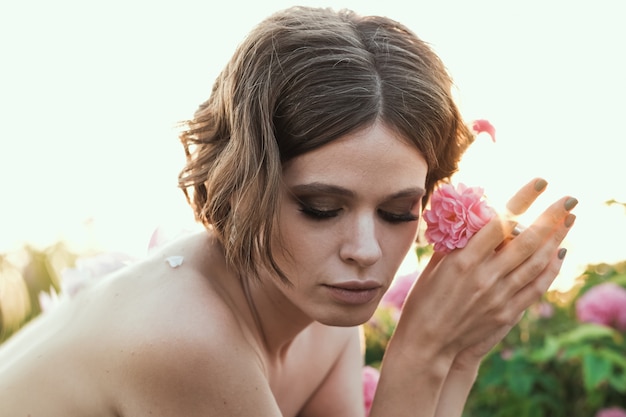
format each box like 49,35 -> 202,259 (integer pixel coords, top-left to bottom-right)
383,224 -> 420,260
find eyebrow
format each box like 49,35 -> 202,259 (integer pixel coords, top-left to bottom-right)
289,182 -> 426,200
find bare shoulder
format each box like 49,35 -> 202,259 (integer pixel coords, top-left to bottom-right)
109,287 -> 275,416
0,231 -> 362,417
96,234 -> 283,416
0,232 -> 284,417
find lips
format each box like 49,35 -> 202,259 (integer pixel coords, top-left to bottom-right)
326,280 -> 382,291
323,281 -> 382,305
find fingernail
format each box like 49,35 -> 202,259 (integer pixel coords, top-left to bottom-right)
564,213 -> 576,228
534,179 -> 548,192
564,197 -> 578,211
557,248 -> 567,260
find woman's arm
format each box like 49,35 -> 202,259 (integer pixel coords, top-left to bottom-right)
434,359 -> 480,417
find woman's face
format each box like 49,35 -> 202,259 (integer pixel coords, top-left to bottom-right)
272,121 -> 429,326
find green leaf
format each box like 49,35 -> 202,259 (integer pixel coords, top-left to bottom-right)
557,323 -> 616,346
582,351 -> 611,391
609,373 -> 626,392
561,343 -> 592,360
596,347 -> 626,370
529,336 -> 560,362
508,372 -> 535,397
477,354 -> 506,387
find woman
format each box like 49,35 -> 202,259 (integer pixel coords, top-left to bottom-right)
0,6 -> 576,416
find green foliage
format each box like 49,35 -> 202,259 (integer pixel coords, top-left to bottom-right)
0,243 -> 76,343
363,306 -> 398,368
464,262 -> 626,416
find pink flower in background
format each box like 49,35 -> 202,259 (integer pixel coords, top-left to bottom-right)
595,407 -> 626,417
381,270 -> 419,310
471,119 -> 496,142
60,252 -> 135,296
424,183 -> 495,253
500,348 -> 514,360
147,225 -> 191,252
362,366 -> 380,416
529,301 -> 555,319
576,282 -> 626,331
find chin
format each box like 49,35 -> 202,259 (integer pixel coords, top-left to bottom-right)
315,304 -> 378,327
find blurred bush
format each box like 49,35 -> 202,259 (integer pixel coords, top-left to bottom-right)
363,260 -> 626,416
464,261 -> 626,416
0,243 -> 76,343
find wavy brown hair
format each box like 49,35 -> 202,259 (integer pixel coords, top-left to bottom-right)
178,6 -> 475,282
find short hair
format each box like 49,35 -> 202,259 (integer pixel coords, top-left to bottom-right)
178,6 -> 475,282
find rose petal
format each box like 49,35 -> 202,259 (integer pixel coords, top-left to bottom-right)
471,119 -> 496,142
165,256 -> 185,268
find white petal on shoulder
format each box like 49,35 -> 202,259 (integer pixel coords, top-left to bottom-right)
165,256 -> 185,268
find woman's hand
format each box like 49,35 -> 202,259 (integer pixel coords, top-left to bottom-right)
391,178 -> 577,366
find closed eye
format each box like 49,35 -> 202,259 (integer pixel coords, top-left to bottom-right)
299,204 -> 342,220
378,210 -> 419,224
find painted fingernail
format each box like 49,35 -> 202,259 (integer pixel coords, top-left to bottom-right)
564,213 -> 576,228
564,197 -> 578,211
557,248 -> 567,260
534,179 -> 548,192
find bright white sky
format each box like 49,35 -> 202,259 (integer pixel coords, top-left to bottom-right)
1,0 -> 625,290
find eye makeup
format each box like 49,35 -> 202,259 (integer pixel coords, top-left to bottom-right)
290,183 -> 424,224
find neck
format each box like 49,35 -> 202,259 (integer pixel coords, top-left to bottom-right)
240,272 -> 314,360
193,231 -> 314,360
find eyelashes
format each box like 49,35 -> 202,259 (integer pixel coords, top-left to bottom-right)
378,211 -> 419,223
298,205 -> 341,219
298,203 -> 418,224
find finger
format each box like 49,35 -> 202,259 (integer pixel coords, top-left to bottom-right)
418,251 -> 445,282
507,246 -> 569,313
505,177 -> 548,217
465,178 -> 548,257
495,201 -> 576,299
499,195 -> 577,270
494,224 -> 524,251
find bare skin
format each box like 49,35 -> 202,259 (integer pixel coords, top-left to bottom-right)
0,231 -> 365,417
0,122 -> 576,416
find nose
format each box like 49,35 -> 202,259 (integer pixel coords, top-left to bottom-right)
339,213 -> 382,267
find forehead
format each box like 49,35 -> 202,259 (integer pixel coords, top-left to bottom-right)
281,122 -> 428,194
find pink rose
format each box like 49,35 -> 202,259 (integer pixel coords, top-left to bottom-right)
576,282 -> 626,331
381,271 -> 419,310
362,366 -> 380,416
471,119 -> 496,142
424,183 -> 495,253
595,407 -> 626,417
